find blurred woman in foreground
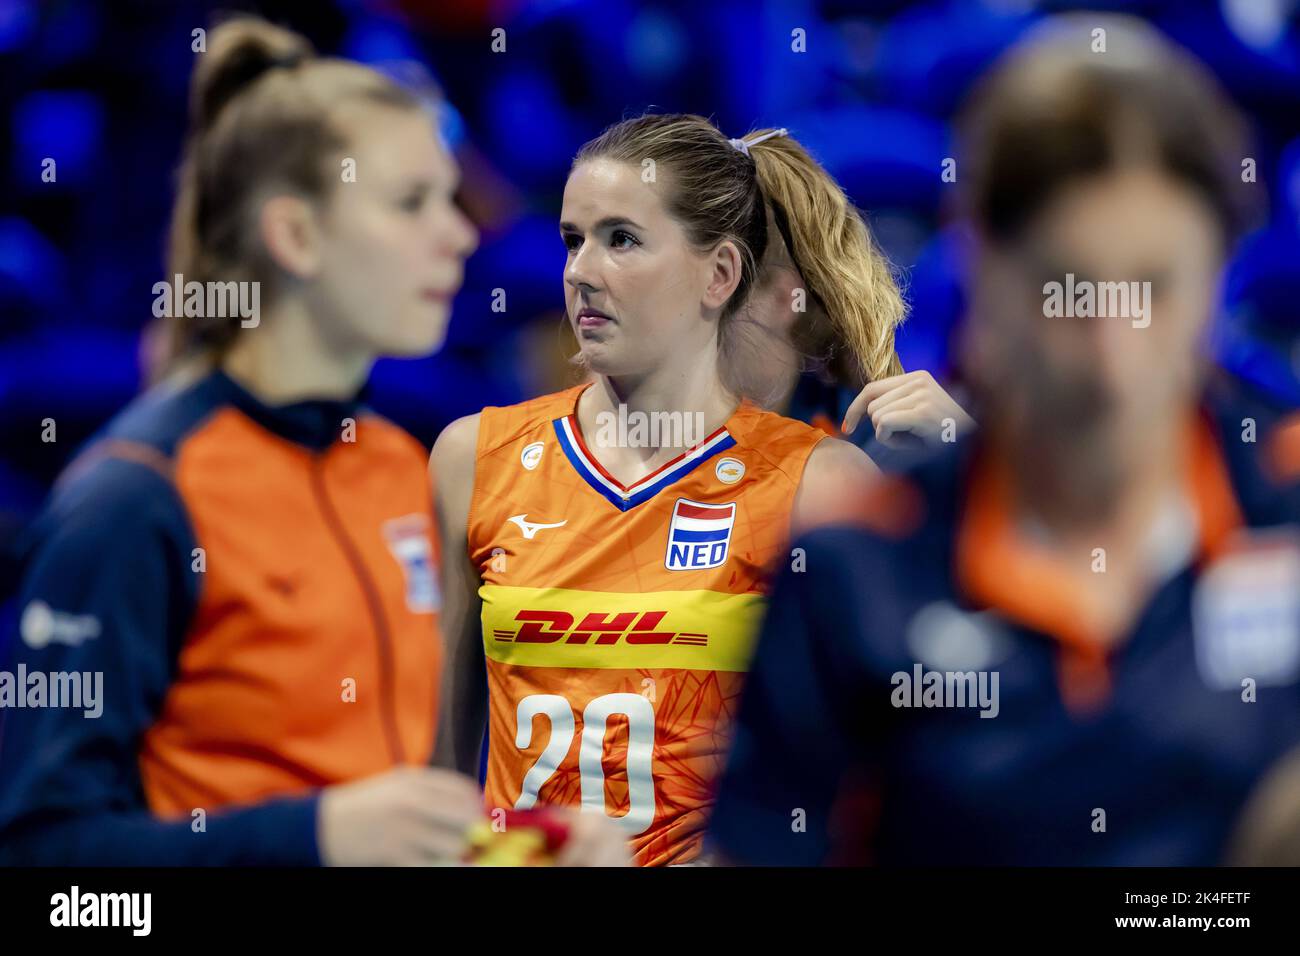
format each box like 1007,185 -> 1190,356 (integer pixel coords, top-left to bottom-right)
0,16 -> 622,866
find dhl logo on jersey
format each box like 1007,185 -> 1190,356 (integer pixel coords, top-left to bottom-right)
480,584 -> 766,672
496,609 -> 707,647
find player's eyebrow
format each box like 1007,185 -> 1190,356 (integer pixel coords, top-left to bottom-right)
558,216 -> 645,233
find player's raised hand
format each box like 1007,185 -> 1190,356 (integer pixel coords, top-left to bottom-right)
841,369 -> 975,449
316,766 -> 485,866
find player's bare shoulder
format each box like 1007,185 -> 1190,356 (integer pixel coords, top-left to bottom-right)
431,413 -> 481,472
793,436 -> 880,534
430,413 -> 482,520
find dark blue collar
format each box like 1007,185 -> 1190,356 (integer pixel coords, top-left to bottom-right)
205,369 -> 366,452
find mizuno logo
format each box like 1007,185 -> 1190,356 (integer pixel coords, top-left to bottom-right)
508,514 -> 568,539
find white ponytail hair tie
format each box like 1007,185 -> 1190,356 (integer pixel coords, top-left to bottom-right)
728,127 -> 789,157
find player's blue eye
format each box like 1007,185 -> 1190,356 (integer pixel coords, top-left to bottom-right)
611,229 -> 640,249
400,194 -> 424,213
562,233 -> 581,252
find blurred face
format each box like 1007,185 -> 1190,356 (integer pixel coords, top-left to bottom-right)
740,220 -> 818,396
560,158 -> 725,378
967,166 -> 1223,460
306,104 -> 478,357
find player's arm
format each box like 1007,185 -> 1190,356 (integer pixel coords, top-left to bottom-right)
429,412 -> 489,776
709,527 -> 876,865
0,458 -> 321,865
791,436 -> 879,536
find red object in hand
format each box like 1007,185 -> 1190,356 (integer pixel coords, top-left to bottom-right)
463,807 -> 573,866
501,808 -> 571,853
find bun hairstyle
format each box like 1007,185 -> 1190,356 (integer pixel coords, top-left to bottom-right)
164,16 -> 424,363
573,113 -> 905,399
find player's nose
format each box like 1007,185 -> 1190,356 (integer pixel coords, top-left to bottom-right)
565,240 -> 601,293
435,203 -> 478,261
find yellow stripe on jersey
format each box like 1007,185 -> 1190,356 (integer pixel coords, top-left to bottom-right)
480,584 -> 765,672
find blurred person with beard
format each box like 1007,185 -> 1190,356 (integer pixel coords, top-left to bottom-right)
709,15 -> 1300,865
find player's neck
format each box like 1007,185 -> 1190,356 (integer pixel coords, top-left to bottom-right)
576,361 -> 738,482
1005,415 -> 1186,539
997,415 -> 1192,641
221,299 -> 374,405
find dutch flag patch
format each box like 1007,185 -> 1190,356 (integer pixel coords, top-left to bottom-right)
665,498 -> 736,571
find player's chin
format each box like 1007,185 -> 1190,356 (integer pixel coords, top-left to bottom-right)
577,340 -> 638,378
382,311 -> 451,358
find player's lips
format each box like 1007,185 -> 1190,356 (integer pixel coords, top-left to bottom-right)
421,287 -> 456,303
576,307 -> 614,330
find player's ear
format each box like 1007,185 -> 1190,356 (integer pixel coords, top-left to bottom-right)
702,240 -> 743,311
258,194 -> 323,279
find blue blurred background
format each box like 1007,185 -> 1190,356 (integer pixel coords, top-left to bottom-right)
1,0 -> 1298,571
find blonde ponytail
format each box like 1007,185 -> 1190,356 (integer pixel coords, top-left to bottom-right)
748,130 -> 906,385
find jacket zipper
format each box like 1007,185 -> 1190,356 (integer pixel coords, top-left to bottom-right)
309,454 -> 405,764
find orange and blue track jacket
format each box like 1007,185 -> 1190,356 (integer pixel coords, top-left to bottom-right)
712,379 -> 1300,865
0,370 -> 441,864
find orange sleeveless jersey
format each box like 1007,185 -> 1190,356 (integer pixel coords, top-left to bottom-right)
466,383 -> 826,865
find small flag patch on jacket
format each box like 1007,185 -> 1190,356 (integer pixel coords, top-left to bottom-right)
383,515 -> 440,612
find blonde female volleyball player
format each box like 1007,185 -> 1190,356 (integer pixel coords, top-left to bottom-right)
431,114 -> 907,865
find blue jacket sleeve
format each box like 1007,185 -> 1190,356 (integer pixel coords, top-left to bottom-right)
0,456 -> 320,865
709,528 -> 879,865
